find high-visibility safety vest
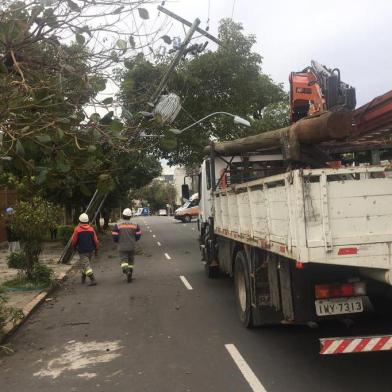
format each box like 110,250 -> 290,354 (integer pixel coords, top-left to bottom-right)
112,220 -> 141,251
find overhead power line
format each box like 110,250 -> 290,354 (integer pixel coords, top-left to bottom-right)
231,0 -> 236,18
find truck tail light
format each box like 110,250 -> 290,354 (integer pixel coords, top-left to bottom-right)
295,261 -> 304,269
315,282 -> 366,299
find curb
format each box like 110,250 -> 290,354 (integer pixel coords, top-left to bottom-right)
1,264 -> 76,343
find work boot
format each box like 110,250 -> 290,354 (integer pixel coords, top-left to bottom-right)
121,262 -> 129,274
88,274 -> 97,286
81,273 -> 86,284
126,269 -> 133,283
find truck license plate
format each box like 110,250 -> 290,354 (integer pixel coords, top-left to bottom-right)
315,297 -> 364,316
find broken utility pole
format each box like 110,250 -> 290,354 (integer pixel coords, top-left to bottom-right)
157,5 -> 223,47
148,6 -> 222,107
149,17 -> 201,106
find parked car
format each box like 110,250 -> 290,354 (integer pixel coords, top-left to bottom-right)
174,193 -> 199,223
159,209 -> 167,216
135,207 -> 150,216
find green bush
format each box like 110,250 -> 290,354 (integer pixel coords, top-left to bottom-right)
7,252 -> 28,270
0,287 -> 9,328
5,252 -> 53,287
32,264 -> 54,287
0,287 -> 23,332
57,225 -> 74,245
12,197 -> 61,279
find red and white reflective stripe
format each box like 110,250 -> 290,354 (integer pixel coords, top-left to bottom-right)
320,335 -> 392,354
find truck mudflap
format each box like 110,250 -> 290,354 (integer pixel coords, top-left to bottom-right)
320,335 -> 392,355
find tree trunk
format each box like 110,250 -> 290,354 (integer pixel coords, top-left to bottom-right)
95,213 -> 102,232
102,208 -> 110,230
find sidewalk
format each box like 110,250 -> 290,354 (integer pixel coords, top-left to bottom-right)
0,241 -> 76,339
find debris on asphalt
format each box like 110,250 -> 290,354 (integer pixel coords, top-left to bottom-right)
62,322 -> 90,326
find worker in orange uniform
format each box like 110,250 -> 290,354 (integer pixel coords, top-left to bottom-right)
112,208 -> 141,283
71,213 -> 99,286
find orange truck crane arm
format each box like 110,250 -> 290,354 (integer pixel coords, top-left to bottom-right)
289,60 -> 356,122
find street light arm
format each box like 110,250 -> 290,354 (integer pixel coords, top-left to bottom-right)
176,112 -> 236,134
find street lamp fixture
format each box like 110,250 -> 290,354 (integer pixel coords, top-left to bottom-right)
168,111 -> 251,135
139,131 -> 164,138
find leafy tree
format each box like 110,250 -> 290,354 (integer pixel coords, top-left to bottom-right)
0,0 -> 163,214
252,102 -> 290,133
131,180 -> 176,213
119,19 -> 288,166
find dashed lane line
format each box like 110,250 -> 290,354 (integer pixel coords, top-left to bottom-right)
179,276 -> 193,290
225,344 -> 267,392
164,253 -> 172,260
157,242 -> 162,246
153,234 -> 156,238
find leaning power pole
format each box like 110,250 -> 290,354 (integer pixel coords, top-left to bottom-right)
157,6 -> 223,47
149,17 -> 201,106
148,6 -> 222,107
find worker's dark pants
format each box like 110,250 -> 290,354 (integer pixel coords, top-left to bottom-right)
119,250 -> 135,272
79,252 -> 94,276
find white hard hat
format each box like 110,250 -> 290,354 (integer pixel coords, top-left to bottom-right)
122,208 -> 132,217
79,213 -> 89,223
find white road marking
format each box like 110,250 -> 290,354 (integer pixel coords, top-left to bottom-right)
191,228 -> 195,231
34,340 -> 123,379
225,344 -> 267,392
153,234 -> 156,238
149,230 -> 152,233
157,242 -> 162,246
164,253 -> 172,260
180,276 -> 193,290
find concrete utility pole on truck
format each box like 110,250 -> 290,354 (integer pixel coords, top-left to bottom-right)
196,65 -> 392,355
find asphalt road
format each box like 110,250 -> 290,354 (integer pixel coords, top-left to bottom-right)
1,216 -> 392,392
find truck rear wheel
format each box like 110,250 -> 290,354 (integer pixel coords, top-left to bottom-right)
183,215 -> 192,223
234,251 -> 252,328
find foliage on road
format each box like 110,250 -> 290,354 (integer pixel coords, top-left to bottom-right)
119,19 -> 288,166
131,180 -> 176,212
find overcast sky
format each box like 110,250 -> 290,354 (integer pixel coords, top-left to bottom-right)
153,0 -> 392,106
